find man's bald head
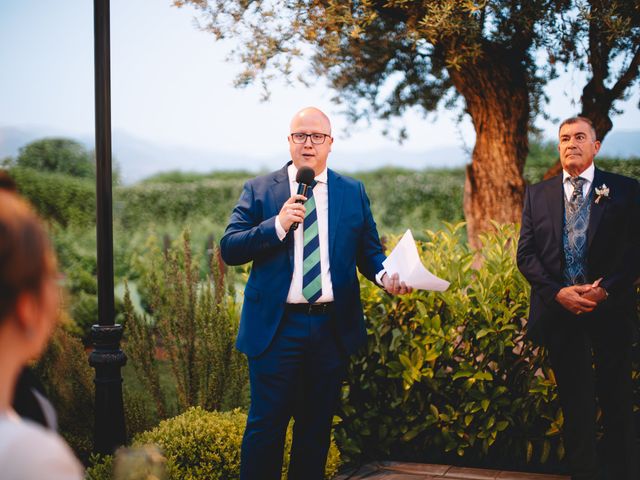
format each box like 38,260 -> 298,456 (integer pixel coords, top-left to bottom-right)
288,107 -> 334,175
290,107 -> 332,136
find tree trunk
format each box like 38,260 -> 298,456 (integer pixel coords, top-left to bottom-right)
448,44 -> 529,249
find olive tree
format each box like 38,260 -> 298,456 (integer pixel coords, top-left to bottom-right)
175,0 -> 639,246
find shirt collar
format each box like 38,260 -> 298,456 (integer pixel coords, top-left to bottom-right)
563,163 -> 595,184
287,163 -> 328,184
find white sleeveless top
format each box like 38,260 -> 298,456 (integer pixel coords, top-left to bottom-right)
0,410 -> 83,480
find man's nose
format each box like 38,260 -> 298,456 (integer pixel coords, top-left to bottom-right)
304,136 -> 314,146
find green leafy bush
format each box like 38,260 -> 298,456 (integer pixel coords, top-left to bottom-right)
35,327 -> 95,463
86,407 -> 341,480
336,224 -> 567,470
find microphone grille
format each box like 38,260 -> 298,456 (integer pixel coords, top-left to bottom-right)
295,166 -> 315,185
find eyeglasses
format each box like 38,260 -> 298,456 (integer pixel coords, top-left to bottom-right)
290,132 -> 331,145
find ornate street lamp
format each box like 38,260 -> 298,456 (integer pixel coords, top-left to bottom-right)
90,0 -> 127,455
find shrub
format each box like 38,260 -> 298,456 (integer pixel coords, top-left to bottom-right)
124,229 -> 248,418
34,327 -> 95,463
336,223 -> 566,471
85,407 -> 341,480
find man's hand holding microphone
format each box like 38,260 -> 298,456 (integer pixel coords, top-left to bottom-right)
278,166 -> 315,233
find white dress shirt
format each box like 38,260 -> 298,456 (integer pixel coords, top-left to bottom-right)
275,164 -> 387,302
562,163 -> 594,201
276,164 -> 335,303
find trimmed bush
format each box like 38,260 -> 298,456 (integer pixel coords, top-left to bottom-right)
336,224 -> 566,470
86,407 -> 341,480
10,167 -> 96,227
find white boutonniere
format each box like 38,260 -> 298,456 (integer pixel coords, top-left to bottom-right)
594,184 -> 610,204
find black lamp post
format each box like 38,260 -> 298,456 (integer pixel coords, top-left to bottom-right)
89,0 -> 127,455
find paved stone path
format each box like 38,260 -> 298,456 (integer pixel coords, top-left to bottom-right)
335,461 -> 569,480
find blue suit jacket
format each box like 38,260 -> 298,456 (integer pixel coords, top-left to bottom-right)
220,162 -> 386,358
517,168 -> 640,345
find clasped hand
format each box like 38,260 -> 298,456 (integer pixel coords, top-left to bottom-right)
555,278 -> 607,315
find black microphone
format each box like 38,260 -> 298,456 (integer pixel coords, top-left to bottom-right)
291,166 -> 315,231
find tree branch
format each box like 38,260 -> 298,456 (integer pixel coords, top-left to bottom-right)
610,47 -> 640,100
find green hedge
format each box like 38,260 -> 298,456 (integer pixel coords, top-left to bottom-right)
335,223 -> 636,472
10,167 -> 96,227
10,158 -> 639,236
86,407 -> 341,480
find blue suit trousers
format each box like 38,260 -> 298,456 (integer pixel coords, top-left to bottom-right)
240,310 -> 346,480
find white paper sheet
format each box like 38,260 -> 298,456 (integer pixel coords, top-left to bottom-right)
382,229 -> 450,291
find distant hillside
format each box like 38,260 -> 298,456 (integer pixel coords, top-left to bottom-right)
1,125 -> 637,184
0,125 -> 470,183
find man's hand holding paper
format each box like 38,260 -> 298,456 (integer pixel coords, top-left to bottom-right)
382,229 -> 450,292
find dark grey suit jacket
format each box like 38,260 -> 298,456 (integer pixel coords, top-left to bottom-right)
517,168 -> 640,344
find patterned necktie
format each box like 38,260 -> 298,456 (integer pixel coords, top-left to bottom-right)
302,181 -> 322,303
563,176 -> 589,285
568,177 -> 586,214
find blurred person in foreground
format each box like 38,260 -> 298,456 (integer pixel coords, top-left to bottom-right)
0,170 -> 59,431
517,116 -> 639,480
0,185 -> 83,479
221,107 -> 412,479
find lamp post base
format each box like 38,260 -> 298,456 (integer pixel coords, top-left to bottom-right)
89,323 -> 127,455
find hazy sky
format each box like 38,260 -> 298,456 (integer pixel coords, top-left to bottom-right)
1,1 -> 639,161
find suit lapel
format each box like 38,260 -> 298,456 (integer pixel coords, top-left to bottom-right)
270,162 -> 291,210
270,162 -> 294,267
587,168 -> 607,248
543,175 -> 564,249
327,169 -> 344,261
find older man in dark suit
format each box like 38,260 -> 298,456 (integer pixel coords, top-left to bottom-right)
517,116 -> 639,479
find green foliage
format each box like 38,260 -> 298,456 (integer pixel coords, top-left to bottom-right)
16,137 -> 95,178
10,167 -> 95,227
116,177 -> 248,228
336,224 -> 565,469
113,167 -> 465,234
123,387 -> 162,445
34,327 -> 95,463
86,407 -> 341,480
597,157 -> 640,180
124,230 -> 248,418
123,282 -> 167,419
86,454 -> 114,480
354,168 -> 464,233
141,169 -> 255,184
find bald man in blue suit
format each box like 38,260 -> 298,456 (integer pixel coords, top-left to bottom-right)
221,107 -> 411,480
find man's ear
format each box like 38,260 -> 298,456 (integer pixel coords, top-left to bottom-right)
593,140 -> 601,156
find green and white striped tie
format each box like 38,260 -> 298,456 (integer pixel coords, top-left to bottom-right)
302,181 -> 322,303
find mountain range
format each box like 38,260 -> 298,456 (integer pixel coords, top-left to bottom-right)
1,125 -> 638,184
